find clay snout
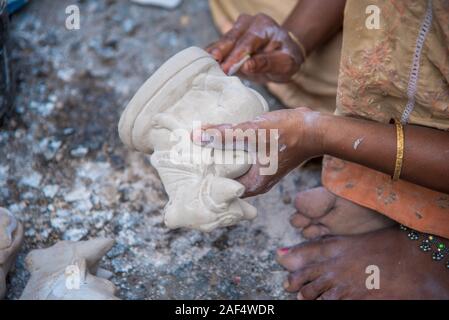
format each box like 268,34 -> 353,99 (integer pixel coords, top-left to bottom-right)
164,175 -> 257,232
208,176 -> 244,206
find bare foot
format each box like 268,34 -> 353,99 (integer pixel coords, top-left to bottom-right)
290,187 -> 395,239
276,227 -> 449,299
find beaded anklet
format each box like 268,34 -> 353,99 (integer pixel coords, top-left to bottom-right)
400,225 -> 449,268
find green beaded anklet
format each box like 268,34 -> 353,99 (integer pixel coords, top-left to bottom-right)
400,225 -> 449,268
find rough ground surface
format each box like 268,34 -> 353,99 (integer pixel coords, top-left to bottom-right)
1,0 -> 320,299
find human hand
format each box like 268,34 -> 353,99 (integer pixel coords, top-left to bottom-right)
192,108 -> 324,197
206,13 -> 304,83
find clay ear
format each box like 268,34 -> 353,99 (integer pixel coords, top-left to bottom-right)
74,238 -> 114,269
152,112 -> 184,131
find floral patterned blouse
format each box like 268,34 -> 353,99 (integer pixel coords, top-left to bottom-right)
336,0 -> 449,131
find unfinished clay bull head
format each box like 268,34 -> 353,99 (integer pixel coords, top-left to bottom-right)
20,238 -> 119,300
118,47 -> 268,232
0,207 -> 24,299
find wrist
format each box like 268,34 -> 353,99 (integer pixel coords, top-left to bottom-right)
282,20 -> 318,58
315,113 -> 332,156
287,31 -> 307,62
295,108 -> 328,157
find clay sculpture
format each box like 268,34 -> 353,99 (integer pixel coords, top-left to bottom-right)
0,208 -> 23,299
0,207 -> 24,299
118,47 -> 268,232
20,238 -> 119,300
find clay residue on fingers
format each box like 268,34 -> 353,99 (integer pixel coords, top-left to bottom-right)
353,137 -> 364,150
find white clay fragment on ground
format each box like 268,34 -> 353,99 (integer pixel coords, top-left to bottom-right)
118,47 -> 268,232
130,0 -> 182,10
20,238 -> 119,300
0,207 -> 24,299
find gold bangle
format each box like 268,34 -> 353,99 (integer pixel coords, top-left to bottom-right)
393,120 -> 404,181
288,31 -> 307,60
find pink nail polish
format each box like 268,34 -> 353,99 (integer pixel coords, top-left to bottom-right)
278,247 -> 290,255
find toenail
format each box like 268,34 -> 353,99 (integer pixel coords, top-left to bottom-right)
283,280 -> 290,289
297,292 -> 305,300
278,247 -> 290,255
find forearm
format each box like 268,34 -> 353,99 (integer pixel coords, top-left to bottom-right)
317,114 -> 449,194
282,0 -> 346,54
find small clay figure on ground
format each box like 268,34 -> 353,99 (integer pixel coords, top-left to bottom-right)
20,238 -> 119,300
0,207 -> 24,299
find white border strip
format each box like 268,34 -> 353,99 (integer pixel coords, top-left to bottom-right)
400,0 -> 433,124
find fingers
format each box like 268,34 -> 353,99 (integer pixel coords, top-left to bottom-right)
241,53 -> 273,74
236,164 -> 279,197
191,120 -> 274,198
209,13 -> 277,74
221,31 -> 270,74
220,14 -> 276,73
206,14 -> 252,62
192,121 -> 263,152
206,13 -> 302,82
240,51 -> 298,82
242,51 -> 289,74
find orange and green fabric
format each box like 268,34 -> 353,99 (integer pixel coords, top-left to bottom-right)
209,0 -> 449,238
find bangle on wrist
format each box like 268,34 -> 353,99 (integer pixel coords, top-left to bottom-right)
288,31 -> 307,61
392,119 -> 404,181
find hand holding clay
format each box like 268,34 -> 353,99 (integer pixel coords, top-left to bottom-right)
193,107 -> 324,197
119,47 -> 268,232
20,238 -> 119,300
0,208 -> 24,299
206,13 -> 304,83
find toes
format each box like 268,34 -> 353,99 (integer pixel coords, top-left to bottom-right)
294,187 -> 336,219
290,213 -> 311,228
319,194 -> 396,235
302,224 -> 330,239
319,286 -> 345,300
276,238 -> 337,271
284,265 -> 322,292
300,277 -> 332,300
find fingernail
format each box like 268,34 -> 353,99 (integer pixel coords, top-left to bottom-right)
201,132 -> 214,144
211,49 -> 221,61
278,247 -> 290,255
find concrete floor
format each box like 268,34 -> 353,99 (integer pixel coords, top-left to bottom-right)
1,0 -> 320,299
